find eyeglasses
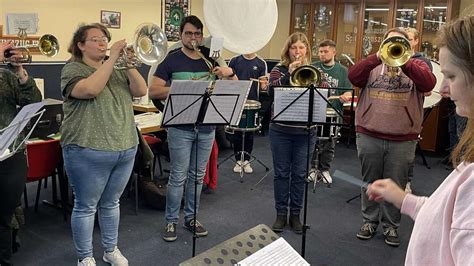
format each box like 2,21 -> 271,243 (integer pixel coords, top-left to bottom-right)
85,36 -> 109,43
183,31 -> 202,38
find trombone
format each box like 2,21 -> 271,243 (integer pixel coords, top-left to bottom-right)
3,34 -> 59,63
290,56 -> 321,86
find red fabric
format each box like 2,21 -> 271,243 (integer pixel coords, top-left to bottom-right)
204,140 -> 219,189
143,135 -> 162,146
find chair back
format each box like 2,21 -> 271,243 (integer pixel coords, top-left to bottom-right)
26,139 -> 62,182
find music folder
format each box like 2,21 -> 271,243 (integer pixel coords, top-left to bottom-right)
0,102 -> 45,161
161,80 -> 252,127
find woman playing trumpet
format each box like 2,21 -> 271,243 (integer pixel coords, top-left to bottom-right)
61,23 -> 147,266
268,32 -> 316,234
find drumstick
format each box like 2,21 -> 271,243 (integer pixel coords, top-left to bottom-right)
333,170 -> 368,189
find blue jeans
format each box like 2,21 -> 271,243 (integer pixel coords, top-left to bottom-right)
356,133 -> 415,229
63,144 -> 137,259
269,127 -> 316,216
165,128 -> 215,224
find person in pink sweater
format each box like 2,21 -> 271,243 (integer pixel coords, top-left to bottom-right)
367,15 -> 474,265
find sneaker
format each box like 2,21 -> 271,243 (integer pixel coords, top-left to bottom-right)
183,219 -> 208,237
272,215 -> 287,233
356,223 -> 376,240
163,223 -> 177,242
405,182 -> 412,193
384,227 -> 400,247
307,168 -> 317,182
103,247 -> 128,266
233,161 -> 242,173
243,160 -> 253,173
321,171 -> 333,184
78,257 -> 96,266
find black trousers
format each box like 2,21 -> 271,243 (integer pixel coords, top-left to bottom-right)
233,131 -> 254,161
0,152 -> 27,266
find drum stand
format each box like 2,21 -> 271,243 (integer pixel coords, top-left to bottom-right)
308,139 -> 331,192
218,125 -> 270,182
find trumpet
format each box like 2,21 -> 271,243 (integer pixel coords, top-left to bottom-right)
379,35 -> 413,67
190,40 -> 216,80
111,23 -> 168,70
3,34 -> 59,63
290,55 -> 321,86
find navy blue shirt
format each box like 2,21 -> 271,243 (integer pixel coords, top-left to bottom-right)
228,55 -> 267,101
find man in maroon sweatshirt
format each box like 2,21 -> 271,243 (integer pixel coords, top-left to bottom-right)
348,28 -> 435,247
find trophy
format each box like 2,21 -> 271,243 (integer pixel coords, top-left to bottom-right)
295,17 -> 301,29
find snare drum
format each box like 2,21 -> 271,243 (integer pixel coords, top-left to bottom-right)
316,108 -> 342,139
238,100 -> 261,129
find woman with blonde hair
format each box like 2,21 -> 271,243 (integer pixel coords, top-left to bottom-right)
268,32 -> 316,234
367,15 -> 474,265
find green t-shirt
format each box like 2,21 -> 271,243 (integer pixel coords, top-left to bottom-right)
312,62 -> 352,112
60,61 -> 138,151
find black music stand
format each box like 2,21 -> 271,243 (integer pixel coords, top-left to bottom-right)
271,84 -> 354,258
1,102 -> 45,161
161,79 -> 251,257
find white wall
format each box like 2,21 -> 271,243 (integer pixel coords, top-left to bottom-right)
0,0 -> 290,61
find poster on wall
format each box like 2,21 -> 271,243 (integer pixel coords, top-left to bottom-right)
101,10 -> 121,29
6,13 -> 39,35
162,0 -> 190,41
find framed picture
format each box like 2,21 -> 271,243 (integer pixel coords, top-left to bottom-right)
162,0 -> 189,41
101,10 -> 121,29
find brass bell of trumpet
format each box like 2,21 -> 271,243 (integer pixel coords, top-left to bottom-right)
114,23 -> 168,70
3,34 -> 60,63
290,65 -> 321,86
379,35 -> 414,67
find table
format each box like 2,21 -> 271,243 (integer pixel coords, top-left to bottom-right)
133,103 -> 158,113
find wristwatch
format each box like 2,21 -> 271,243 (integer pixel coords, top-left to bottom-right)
228,68 -> 235,78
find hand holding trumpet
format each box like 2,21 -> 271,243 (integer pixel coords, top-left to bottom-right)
1,41 -> 21,62
106,39 -> 128,62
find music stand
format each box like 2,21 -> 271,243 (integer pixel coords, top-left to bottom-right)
271,84 -> 354,258
1,102 -> 45,161
161,79 -> 251,257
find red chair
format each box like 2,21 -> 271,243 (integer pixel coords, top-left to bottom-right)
25,139 -> 63,212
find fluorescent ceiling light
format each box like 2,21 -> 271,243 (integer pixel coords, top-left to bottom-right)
424,6 -> 447,9
365,8 -> 389,11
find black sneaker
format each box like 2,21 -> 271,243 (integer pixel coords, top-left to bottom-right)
183,219 -> 208,237
356,223 -> 376,240
384,227 -> 400,247
163,223 -> 177,242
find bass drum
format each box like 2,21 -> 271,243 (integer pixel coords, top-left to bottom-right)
423,60 -> 443,109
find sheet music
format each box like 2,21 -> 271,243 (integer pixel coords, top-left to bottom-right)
162,80 -> 210,126
273,87 -> 328,123
238,238 -> 309,266
0,102 -> 45,161
204,80 -> 251,126
134,112 -> 162,129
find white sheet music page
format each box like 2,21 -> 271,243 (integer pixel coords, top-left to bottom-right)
0,101 -> 45,161
162,80 -> 210,126
238,237 -> 309,266
273,87 -> 328,123
204,80 -> 251,126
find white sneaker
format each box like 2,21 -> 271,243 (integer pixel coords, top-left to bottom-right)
243,160 -> 253,173
78,257 -> 96,266
103,247 -> 128,266
322,171 -> 333,184
405,182 -> 412,193
233,161 -> 242,173
307,169 -> 317,182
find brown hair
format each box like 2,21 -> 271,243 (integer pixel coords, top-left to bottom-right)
403,27 -> 419,40
383,28 -> 409,40
319,39 -> 336,48
280,32 -> 312,67
67,23 -> 111,61
438,16 -> 474,166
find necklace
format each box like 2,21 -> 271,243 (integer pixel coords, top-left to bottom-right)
321,63 -> 335,71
